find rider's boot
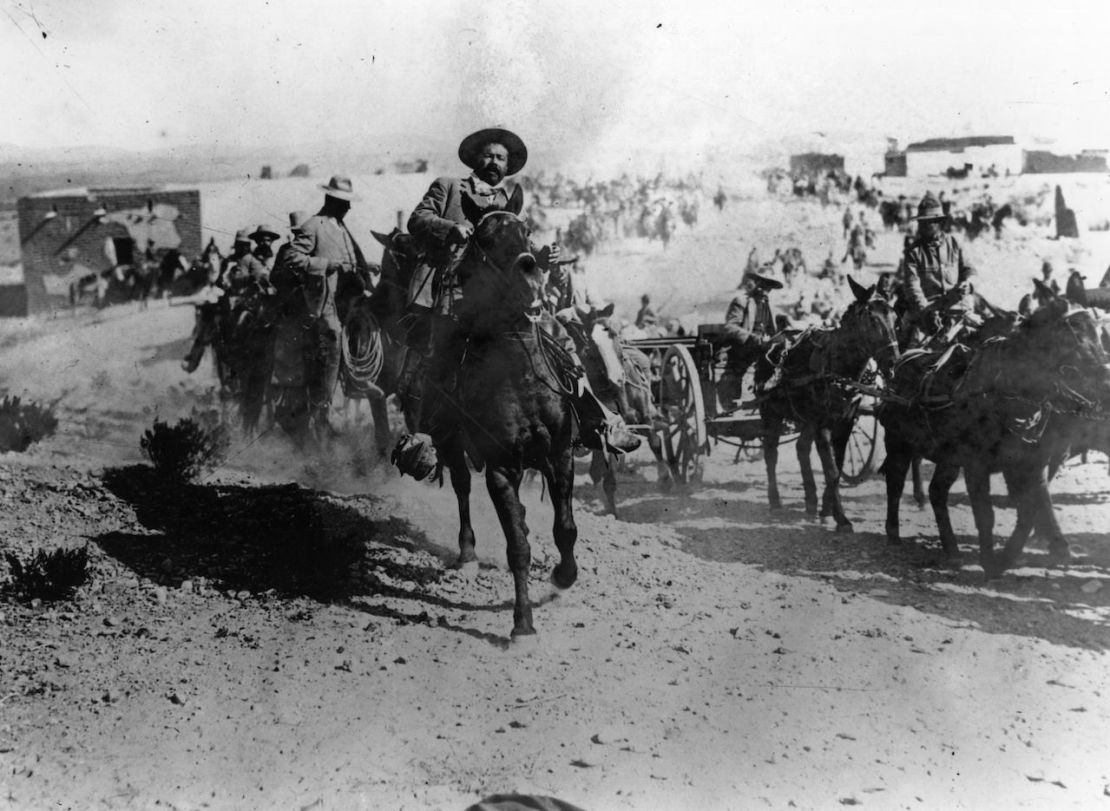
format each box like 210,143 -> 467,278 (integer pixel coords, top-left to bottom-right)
574,376 -> 641,455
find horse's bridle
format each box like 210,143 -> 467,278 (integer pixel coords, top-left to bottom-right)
467,210 -> 542,321
845,297 -> 900,371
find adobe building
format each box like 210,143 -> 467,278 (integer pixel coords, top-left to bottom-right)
15,186 -> 201,315
903,136 -> 1022,177
1023,149 -> 1108,174
788,152 -> 845,176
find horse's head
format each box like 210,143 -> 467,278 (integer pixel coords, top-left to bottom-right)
457,193 -> 543,329
1064,270 -> 1088,307
1016,291 -> 1110,406
841,275 -> 900,372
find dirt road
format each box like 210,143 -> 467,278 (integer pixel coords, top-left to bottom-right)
2,192 -> 1110,810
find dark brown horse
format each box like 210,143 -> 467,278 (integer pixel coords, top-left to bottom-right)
413,203 -> 582,639
879,286 -> 1110,576
759,276 -> 900,530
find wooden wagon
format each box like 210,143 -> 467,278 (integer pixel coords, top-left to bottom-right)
626,324 -> 881,485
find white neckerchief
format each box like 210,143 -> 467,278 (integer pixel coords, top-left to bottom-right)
468,173 -> 505,197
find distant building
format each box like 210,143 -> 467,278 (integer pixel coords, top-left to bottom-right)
788,152 -> 844,176
1023,149 -> 1108,174
14,186 -> 201,315
289,164 -> 311,178
260,165 -> 273,180
900,135 -> 1022,178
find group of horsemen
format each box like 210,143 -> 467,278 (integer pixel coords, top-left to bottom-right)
184,126 -> 641,460
720,189 -> 978,401
185,124 -> 984,462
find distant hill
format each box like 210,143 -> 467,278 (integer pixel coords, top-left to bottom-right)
0,132 -> 460,203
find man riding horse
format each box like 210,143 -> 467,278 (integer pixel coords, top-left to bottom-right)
900,191 -> 977,337
396,126 -> 639,462
271,176 -> 375,447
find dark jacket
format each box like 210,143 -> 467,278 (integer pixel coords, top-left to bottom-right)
407,175 -> 513,309
724,290 -> 775,350
272,209 -> 369,321
902,232 -> 974,311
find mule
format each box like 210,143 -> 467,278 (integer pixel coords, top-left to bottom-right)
879,286 -> 1110,576
759,276 -> 900,531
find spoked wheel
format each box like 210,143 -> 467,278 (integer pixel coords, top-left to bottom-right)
840,411 -> 879,486
658,345 -> 707,484
841,362 -> 883,487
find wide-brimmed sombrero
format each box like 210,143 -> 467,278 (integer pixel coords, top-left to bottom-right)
913,192 -> 945,221
318,175 -> 362,202
458,126 -> 528,176
249,224 -> 280,242
740,271 -> 784,290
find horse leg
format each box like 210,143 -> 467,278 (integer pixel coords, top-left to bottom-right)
1004,464 -> 1068,569
762,417 -> 784,511
963,462 -> 1000,578
446,444 -> 478,571
928,461 -> 962,558
815,426 -> 852,533
486,463 -> 534,638
795,427 -> 818,515
881,449 -> 911,545
648,428 -> 673,492
589,451 -> 617,517
911,456 -> 926,509
544,448 -> 579,591
370,396 -> 391,461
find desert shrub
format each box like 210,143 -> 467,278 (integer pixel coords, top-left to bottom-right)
140,411 -> 230,483
0,395 -> 59,453
4,546 -> 90,602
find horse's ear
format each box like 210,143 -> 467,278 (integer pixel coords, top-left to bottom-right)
599,301 -> 615,319
506,184 -> 524,216
460,192 -> 483,226
370,230 -> 391,247
1032,278 -> 1058,300
847,274 -> 868,302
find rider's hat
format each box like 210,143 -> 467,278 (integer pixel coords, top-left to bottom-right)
458,126 -> 528,176
249,224 -> 281,243
288,211 -> 308,233
318,175 -> 362,202
233,228 -> 251,245
914,192 -> 945,221
740,270 -> 784,291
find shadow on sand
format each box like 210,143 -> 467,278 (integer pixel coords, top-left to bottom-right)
602,467 -> 1110,652
94,465 -> 520,647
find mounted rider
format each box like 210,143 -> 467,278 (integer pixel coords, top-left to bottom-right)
399,126 -> 639,456
270,176 -> 375,446
718,269 -> 784,406
901,191 -> 976,336
240,224 -> 281,288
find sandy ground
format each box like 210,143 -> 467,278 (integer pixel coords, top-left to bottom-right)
2,183 -> 1110,811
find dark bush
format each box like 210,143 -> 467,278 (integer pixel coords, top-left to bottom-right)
0,395 -> 59,453
140,412 -> 230,483
4,546 -> 90,602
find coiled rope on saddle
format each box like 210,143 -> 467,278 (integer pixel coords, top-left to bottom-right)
527,321 -> 583,398
340,305 -> 385,399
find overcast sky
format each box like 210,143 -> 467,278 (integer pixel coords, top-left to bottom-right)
2,0 -> 1109,157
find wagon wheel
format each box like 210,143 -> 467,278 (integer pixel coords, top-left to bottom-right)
658,345 -> 707,483
840,411 -> 878,486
